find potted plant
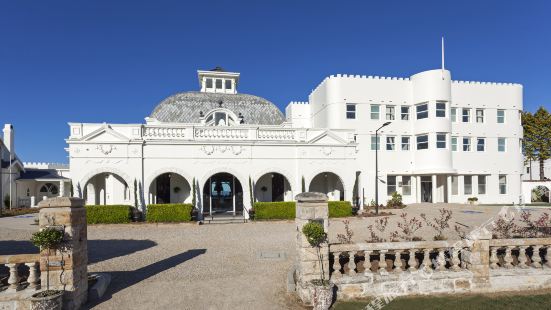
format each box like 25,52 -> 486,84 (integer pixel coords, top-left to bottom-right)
468,197 -> 479,205
302,221 -> 333,310
29,227 -> 65,310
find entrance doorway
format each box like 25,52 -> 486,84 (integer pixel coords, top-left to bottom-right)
156,173 -> 171,204
421,176 -> 432,203
203,173 -> 243,216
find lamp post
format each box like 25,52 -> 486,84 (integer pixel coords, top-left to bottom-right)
375,121 -> 391,215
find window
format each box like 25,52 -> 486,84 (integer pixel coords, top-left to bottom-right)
451,108 -> 457,122
416,103 -> 428,119
416,134 -> 429,150
401,136 -> 410,151
436,102 -> 446,117
346,104 -> 356,119
497,109 -> 505,123
476,138 -> 486,152
205,109 -> 238,126
39,183 -> 59,196
478,175 -> 486,195
386,136 -> 395,150
402,176 -> 411,195
215,79 -> 222,89
206,78 -> 213,88
26,188 -> 30,197
463,137 -> 471,151
371,135 -> 380,150
371,105 -> 380,120
498,138 -> 506,152
476,109 -> 484,123
499,175 -> 507,194
464,176 -> 472,195
462,108 -> 470,122
225,79 -> 232,90
451,136 -> 458,151
387,176 -> 397,195
386,106 -> 395,120
401,106 -> 410,120
451,176 -> 459,195
436,133 -> 446,149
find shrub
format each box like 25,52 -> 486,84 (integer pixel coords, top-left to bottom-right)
386,192 -> 404,208
0,207 -> 38,218
328,201 -> 353,217
86,205 -> 132,224
254,202 -> 295,220
146,204 -> 193,223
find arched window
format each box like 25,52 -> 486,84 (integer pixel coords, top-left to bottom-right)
26,188 -> 30,197
39,183 -> 59,196
204,109 -> 238,126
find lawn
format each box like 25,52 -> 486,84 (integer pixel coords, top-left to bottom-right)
333,292 -> 551,310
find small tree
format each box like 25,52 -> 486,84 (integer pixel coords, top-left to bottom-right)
31,227 -> 64,293
3,194 -> 10,209
302,222 -> 328,285
192,178 -> 197,208
336,219 -> 354,244
248,176 -> 254,207
393,212 -> 423,241
421,208 -> 453,240
301,176 -> 306,193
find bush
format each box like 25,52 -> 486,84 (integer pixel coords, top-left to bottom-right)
0,208 -> 38,218
254,202 -> 295,220
386,192 -> 405,208
86,205 -> 132,224
146,204 -> 193,223
328,201 -> 353,217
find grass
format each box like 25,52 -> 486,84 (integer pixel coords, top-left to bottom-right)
332,292 -> 551,310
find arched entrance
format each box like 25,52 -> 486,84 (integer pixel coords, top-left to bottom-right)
84,173 -> 130,205
309,172 -> 345,201
255,172 -> 292,202
149,173 -> 191,204
203,173 -> 243,216
532,185 -> 550,203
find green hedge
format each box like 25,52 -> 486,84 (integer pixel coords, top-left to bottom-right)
86,205 -> 132,224
146,204 -> 193,223
254,202 -> 296,220
328,201 -> 353,217
253,201 -> 353,220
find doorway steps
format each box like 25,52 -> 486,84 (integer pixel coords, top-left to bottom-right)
203,212 -> 247,224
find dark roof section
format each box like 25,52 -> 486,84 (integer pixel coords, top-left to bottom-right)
18,169 -> 68,181
149,91 -> 285,125
211,66 -> 225,72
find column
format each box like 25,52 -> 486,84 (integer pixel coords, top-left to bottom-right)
59,180 -> 65,197
86,183 -> 95,205
37,197 -> 88,310
446,175 -> 452,203
432,175 -> 437,203
295,192 -> 329,305
416,176 -> 422,203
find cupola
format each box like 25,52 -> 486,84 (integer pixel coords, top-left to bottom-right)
198,67 -> 240,94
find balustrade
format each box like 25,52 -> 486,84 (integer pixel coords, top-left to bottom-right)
257,129 -> 295,140
0,254 -> 40,293
488,239 -> 551,270
143,126 -> 186,139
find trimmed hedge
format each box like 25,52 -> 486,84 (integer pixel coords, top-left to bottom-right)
254,202 -> 296,220
253,201 -> 353,220
146,204 -> 193,223
86,205 -> 132,224
328,201 -> 353,218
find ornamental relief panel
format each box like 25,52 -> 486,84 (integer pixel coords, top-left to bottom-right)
70,144 -> 129,157
200,145 -> 247,156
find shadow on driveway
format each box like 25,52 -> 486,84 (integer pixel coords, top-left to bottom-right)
85,249 -> 207,309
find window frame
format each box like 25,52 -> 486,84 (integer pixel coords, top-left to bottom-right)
462,108 -> 471,123
206,78 -> 213,89
386,136 -> 396,151
386,105 -> 395,120
462,137 -> 471,152
498,138 -> 506,152
215,79 -> 223,89
224,79 -> 232,90
476,109 -> 485,123
464,175 -> 473,195
478,175 -> 486,195
416,103 -> 429,120
402,176 -> 412,196
499,174 -> 507,194
497,109 -> 505,124
416,134 -> 429,150
451,136 -> 458,152
451,108 -> 457,122
387,176 -> 397,195
371,135 -> 380,150
451,176 -> 459,195
436,133 -> 447,149
476,137 -> 486,152
400,106 -> 410,120
346,103 -> 356,119
401,136 -> 410,151
436,102 -> 446,118
370,105 -> 380,120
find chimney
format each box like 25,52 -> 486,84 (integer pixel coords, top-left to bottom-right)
3,124 -> 14,160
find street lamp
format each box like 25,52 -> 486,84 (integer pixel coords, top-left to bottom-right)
375,121 -> 391,215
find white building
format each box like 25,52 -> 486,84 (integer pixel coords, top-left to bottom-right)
67,67 -> 524,218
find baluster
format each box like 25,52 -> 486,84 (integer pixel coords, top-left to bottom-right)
363,250 -> 372,275
378,250 -> 388,273
347,251 -> 357,276
331,252 -> 342,279
6,263 -> 21,292
394,250 -> 403,273
504,246 -> 514,269
518,246 -> 529,268
421,249 -> 432,271
408,249 -> 417,272
451,248 -> 461,271
532,245 -> 542,268
25,262 -> 40,290
436,249 -> 446,271
489,247 -> 499,269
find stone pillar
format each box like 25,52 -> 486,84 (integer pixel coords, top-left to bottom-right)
463,230 -> 491,290
59,180 -> 65,197
431,175 -> 437,203
38,197 -> 88,310
295,192 -> 330,304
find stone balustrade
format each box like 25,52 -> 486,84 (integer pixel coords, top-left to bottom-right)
143,126 -> 187,139
256,129 -> 295,140
0,254 -> 41,294
488,238 -> 551,269
193,127 -> 249,140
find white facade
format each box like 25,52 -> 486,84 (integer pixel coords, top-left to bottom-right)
67,67 -> 524,217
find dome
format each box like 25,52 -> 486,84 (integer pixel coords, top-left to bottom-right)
149,91 -> 285,125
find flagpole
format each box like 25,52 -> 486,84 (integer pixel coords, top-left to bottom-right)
441,36 -> 445,80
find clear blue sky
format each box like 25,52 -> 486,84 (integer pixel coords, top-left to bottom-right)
1,0 -> 550,163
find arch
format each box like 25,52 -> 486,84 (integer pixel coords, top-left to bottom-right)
148,172 -> 192,204
531,185 -> 550,203
83,172 -> 130,205
80,167 -> 133,192
204,108 -> 239,126
308,171 -> 346,201
145,167 -> 194,192
39,183 -> 59,197
252,168 -> 295,193
202,172 -> 244,216
254,172 -> 293,202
